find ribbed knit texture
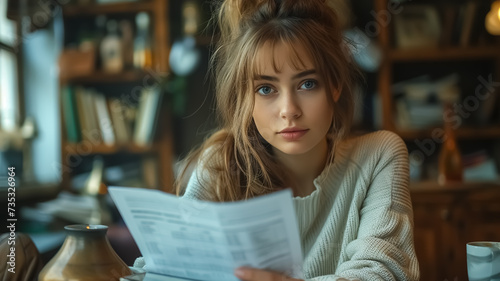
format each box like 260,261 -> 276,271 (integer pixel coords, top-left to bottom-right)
184,131 -> 420,281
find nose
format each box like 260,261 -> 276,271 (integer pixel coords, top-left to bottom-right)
279,91 -> 302,120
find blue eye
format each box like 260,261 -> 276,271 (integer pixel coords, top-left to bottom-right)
257,86 -> 274,96
300,80 -> 316,90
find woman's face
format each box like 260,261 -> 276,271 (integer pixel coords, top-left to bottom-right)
251,41 -> 336,157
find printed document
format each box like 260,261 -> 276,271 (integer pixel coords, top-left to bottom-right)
108,187 -> 303,281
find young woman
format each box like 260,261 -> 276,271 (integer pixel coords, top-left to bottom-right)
177,0 -> 420,280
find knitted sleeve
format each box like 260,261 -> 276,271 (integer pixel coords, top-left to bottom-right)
182,165 -> 213,201
308,132 -> 420,281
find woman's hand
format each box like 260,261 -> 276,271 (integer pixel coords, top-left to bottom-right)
234,267 -> 304,281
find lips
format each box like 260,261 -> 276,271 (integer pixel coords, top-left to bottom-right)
278,128 -> 309,141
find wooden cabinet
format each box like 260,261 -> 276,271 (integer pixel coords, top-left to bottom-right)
58,0 -> 174,192
411,182 -> 500,280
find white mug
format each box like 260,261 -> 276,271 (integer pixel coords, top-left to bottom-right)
467,241 -> 500,281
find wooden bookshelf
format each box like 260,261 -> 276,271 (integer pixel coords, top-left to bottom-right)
59,0 -> 174,192
63,1 -> 155,17
61,70 -> 152,84
64,143 -> 158,155
410,180 -> 500,192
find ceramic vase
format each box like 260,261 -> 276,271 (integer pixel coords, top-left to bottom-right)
38,225 -> 132,281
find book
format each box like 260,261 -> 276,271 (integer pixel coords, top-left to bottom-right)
94,93 -> 116,146
75,87 -> 91,142
108,187 -> 303,281
108,98 -> 132,144
61,85 -> 81,143
451,4 -> 466,45
393,5 -> 441,49
439,4 -> 459,47
459,1 -> 478,47
133,88 -> 150,146
78,88 -> 103,144
141,156 -> 159,188
133,87 -> 163,146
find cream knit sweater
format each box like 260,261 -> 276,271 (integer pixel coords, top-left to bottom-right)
183,130 -> 420,281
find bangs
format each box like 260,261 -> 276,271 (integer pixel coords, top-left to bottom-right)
247,28 -> 314,81
264,39 -> 309,74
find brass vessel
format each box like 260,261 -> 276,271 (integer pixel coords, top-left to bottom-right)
39,225 -> 132,281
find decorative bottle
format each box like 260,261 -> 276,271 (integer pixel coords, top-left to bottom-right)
438,103 -> 464,185
133,12 -> 153,69
100,20 -> 123,73
38,225 -> 132,281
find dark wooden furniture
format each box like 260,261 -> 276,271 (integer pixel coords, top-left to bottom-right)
411,181 -> 500,281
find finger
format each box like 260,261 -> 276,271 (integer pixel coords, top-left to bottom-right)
234,267 -> 277,281
234,267 -> 296,281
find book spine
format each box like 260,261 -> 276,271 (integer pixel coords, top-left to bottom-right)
62,85 -> 82,143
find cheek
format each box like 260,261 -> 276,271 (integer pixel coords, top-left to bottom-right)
252,103 -> 261,125
325,105 -> 334,123
252,100 -> 267,123
252,100 -> 275,134
314,97 -> 334,129
252,102 -> 263,131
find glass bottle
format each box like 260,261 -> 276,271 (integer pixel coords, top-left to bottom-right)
133,12 -> 153,69
100,20 -> 123,73
120,20 -> 134,69
438,103 -> 464,185
94,15 -> 107,69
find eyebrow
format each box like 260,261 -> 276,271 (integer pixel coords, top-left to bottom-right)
254,69 -> 316,81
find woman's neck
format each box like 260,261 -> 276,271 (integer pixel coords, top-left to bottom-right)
273,139 -> 329,197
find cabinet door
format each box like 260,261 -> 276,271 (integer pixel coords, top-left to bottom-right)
413,202 -> 440,281
465,188 -> 500,241
412,186 -> 500,280
412,193 -> 455,281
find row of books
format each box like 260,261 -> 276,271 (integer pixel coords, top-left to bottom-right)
61,85 -> 163,147
393,1 -> 495,49
440,1 -> 494,47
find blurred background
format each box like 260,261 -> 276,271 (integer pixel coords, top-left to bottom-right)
0,0 -> 500,279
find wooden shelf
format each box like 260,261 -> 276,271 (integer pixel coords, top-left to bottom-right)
64,142 -> 157,155
396,126 -> 500,140
0,182 -> 61,204
387,46 -> 500,62
61,70 -> 151,84
410,180 -> 500,193
63,1 -> 154,17
455,126 -> 500,139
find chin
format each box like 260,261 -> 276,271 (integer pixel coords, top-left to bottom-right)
273,143 -> 314,156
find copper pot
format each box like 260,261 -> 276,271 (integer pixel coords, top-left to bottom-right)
38,225 -> 132,281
